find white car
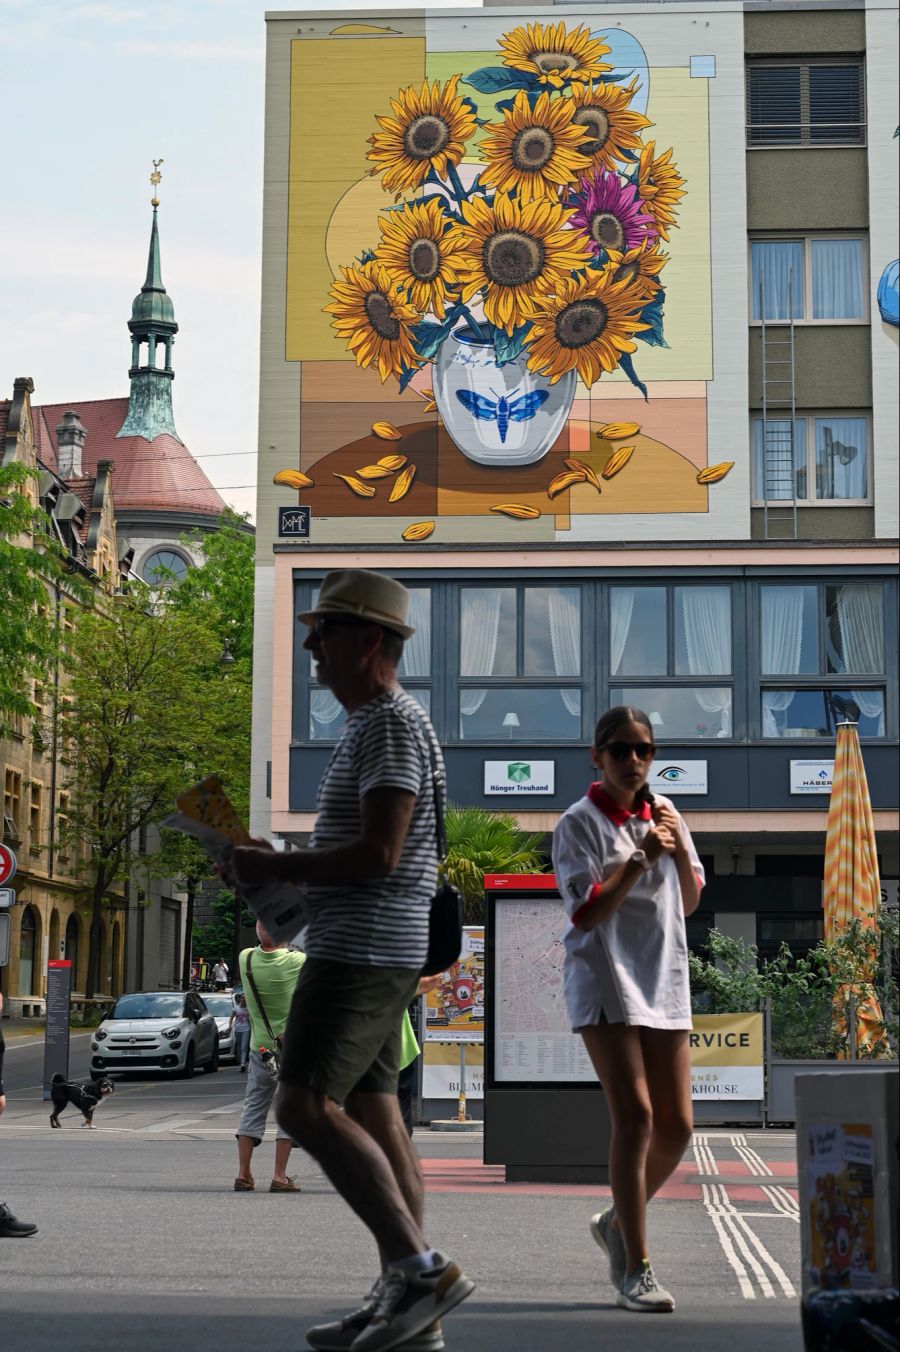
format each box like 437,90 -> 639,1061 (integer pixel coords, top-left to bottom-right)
91,990 -> 220,1078
200,992 -> 239,1062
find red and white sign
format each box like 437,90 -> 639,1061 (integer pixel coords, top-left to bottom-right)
0,843 -> 17,887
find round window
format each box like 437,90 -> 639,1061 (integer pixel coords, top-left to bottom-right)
142,548 -> 189,586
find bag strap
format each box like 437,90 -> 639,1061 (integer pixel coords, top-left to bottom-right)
426,738 -> 447,861
245,949 -> 279,1049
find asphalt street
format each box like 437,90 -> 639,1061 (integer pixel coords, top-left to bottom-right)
0,1028 -> 804,1351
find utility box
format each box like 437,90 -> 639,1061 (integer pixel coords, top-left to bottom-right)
484,874 -> 611,1183
795,1069 -> 899,1297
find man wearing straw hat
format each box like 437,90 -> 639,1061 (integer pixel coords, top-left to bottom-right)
231,569 -> 473,1352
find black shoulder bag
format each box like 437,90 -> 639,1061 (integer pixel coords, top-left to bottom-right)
245,949 -> 282,1081
421,744 -> 464,977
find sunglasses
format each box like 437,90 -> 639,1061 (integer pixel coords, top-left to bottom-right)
596,740 -> 657,762
308,615 -> 373,640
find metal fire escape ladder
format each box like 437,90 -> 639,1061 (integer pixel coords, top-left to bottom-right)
759,267 -> 798,540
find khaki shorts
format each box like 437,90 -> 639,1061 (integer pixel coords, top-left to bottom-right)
278,958 -> 420,1104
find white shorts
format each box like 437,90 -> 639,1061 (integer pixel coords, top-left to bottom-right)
235,1050 -> 296,1145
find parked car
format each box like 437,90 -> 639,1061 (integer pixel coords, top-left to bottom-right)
200,992 -> 239,1063
90,990 -> 219,1078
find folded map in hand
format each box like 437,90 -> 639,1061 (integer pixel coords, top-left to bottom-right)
163,775 -> 310,946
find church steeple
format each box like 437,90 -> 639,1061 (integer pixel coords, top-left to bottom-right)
117,162 -> 183,443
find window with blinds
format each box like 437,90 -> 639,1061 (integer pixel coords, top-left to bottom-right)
747,59 -> 865,147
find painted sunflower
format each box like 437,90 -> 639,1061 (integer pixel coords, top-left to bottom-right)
524,269 -> 650,386
448,191 -> 593,335
478,90 -> 593,204
569,169 -> 658,255
499,21 -> 611,88
324,260 -> 420,382
635,141 -> 686,241
568,78 -> 653,174
604,239 -> 669,298
375,197 -> 468,319
367,75 -> 477,195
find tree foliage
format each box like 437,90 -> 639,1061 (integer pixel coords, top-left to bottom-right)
442,805 -> 547,924
0,462 -> 73,719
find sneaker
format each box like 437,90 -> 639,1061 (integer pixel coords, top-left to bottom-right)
616,1264 -> 675,1313
307,1275 -> 387,1350
590,1208 -> 627,1288
350,1253 -> 474,1352
0,1203 -> 38,1238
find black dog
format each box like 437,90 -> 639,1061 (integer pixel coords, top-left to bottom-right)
49,1073 -> 115,1129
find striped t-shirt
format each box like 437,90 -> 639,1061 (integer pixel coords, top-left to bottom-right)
304,688 -> 443,968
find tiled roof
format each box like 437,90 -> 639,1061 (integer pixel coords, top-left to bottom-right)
33,396 -> 225,518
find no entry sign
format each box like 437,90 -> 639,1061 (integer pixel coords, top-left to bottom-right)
0,843 -> 17,887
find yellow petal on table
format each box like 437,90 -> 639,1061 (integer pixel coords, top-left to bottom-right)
696,461 -> 735,484
388,465 -> 416,502
402,521 -> 435,541
376,454 -> 408,471
355,464 -> 395,480
601,446 -> 635,479
372,421 -> 402,440
273,468 -> 314,489
564,458 -> 601,491
489,503 -> 542,520
547,470 -> 586,499
332,473 -> 376,498
597,422 -> 641,440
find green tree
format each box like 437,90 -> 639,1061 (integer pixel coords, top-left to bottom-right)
192,889 -> 255,976
0,462 -> 73,721
442,805 -> 547,924
58,585 -> 222,996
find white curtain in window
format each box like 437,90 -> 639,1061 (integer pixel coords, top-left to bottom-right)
815,418 -> 867,500
752,418 -> 807,500
761,587 -> 804,735
460,591 -> 502,715
310,688 -> 344,732
401,589 -> 431,678
836,586 -> 885,731
680,588 -> 733,734
751,240 -> 804,320
548,588 -> 581,716
610,588 -> 635,676
811,239 -> 863,319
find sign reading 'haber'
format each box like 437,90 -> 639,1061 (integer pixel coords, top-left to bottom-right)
483,761 -> 555,796
790,760 -> 835,795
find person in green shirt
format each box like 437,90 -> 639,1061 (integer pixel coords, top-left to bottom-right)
233,921 -> 306,1193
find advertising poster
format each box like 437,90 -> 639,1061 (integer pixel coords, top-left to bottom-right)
424,927 -> 484,1042
423,1042 -> 485,1100
806,1122 -> 877,1290
689,1013 -> 764,1100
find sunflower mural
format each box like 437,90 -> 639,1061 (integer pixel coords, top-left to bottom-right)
278,19 -> 723,540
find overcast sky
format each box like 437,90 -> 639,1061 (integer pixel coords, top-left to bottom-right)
2,0 -> 478,522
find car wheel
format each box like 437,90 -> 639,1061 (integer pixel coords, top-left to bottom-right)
203,1042 -> 220,1074
177,1044 -> 196,1079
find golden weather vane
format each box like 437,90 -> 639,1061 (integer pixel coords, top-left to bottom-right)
150,158 -> 164,207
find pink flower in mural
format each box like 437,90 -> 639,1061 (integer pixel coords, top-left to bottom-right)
570,169 -> 658,255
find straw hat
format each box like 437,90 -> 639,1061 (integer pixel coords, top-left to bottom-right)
297,569 -> 415,639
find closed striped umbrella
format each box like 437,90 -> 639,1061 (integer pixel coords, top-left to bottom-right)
823,720 -> 884,1056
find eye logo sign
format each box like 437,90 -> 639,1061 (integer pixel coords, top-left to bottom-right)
657,766 -> 687,783
507,763 -> 532,784
648,761 -> 708,795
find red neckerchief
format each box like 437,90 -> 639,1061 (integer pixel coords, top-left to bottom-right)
587,781 -> 652,826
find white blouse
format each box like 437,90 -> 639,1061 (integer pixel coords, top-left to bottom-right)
551,787 -> 704,1031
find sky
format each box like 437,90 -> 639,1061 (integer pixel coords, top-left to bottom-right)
1,0 -> 480,522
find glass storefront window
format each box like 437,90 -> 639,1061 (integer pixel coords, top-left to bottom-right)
523,586 -> 581,677
674,586 -> 732,676
309,687 -> 431,741
761,585 -> 818,674
459,687 -> 581,741
610,587 -> 666,676
609,686 -> 732,739
825,583 -> 884,674
460,588 -> 517,677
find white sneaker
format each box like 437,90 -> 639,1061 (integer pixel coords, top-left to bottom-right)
616,1264 -> 675,1313
307,1275 -> 387,1349
350,1253 -> 474,1352
590,1208 -> 627,1288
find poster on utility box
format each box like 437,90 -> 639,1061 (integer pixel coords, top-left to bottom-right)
424,928 -> 484,1043
690,1013 -> 764,1100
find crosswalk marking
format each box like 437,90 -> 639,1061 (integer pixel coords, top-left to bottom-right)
702,1182 -> 797,1299
693,1134 -> 720,1175
145,1118 -> 202,1132
731,1133 -> 774,1176
204,1099 -> 247,1115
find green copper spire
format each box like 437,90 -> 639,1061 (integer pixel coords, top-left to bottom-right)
117,162 -> 183,443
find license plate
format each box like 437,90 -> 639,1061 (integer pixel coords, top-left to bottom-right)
121,1049 -> 142,1056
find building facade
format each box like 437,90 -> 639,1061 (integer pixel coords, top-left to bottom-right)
253,1 -> 899,957
1,204 -> 235,1008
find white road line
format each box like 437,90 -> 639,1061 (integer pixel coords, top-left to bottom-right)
145,1118 -> 202,1132
693,1135 -> 719,1176
762,1184 -> 800,1221
702,1183 -> 756,1299
204,1099 -> 246,1115
708,1184 -> 776,1297
713,1184 -> 797,1297
730,1134 -> 774,1177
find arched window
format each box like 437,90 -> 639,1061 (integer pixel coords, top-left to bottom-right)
19,906 -> 37,996
141,549 -> 190,587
